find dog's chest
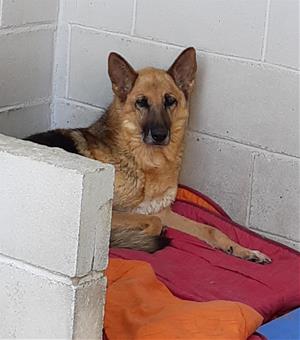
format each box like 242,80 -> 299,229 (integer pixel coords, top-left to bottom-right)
131,167 -> 178,214
132,186 -> 177,214
113,151 -> 181,214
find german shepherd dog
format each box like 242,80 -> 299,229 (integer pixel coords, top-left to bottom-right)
25,48 -> 271,264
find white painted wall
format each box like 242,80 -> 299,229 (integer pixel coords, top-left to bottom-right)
0,0 -> 58,138
0,1 -> 299,249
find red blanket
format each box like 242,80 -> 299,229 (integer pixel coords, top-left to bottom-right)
110,186 -> 300,323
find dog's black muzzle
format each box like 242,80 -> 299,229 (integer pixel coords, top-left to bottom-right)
143,127 -> 170,146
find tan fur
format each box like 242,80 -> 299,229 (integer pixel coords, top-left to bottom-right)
84,66 -> 189,213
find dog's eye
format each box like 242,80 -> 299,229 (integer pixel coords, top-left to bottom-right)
164,95 -> 177,108
135,97 -> 149,109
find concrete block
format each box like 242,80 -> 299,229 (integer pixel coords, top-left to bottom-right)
93,201 -> 113,271
52,23 -> 70,99
0,256 -> 106,338
252,230 -> 300,252
80,173 -> 114,273
63,0 -> 134,33
265,0 -> 299,69
68,26 -> 181,107
189,53 -> 300,157
135,0 -> 267,59
0,3 -> 2,26
73,272 -> 107,339
53,99 -> 104,129
0,102 -> 51,138
180,131 -> 252,225
1,0 -> 58,27
0,259 -> 74,338
249,153 -> 300,241
0,29 -> 54,108
0,134 -> 114,276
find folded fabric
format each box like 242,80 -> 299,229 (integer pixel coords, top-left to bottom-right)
105,259 -> 263,340
111,186 -> 300,323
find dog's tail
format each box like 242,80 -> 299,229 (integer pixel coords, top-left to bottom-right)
110,227 -> 170,253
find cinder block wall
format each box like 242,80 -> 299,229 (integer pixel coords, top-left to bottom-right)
0,134 -> 114,337
0,2 -> 113,337
52,0 -> 299,249
0,0 -> 58,138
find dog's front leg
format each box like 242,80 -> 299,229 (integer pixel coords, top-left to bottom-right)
156,207 -> 271,264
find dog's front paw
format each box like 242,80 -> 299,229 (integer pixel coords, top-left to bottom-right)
245,250 -> 272,264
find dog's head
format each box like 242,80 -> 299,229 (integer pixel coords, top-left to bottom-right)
108,47 -> 197,147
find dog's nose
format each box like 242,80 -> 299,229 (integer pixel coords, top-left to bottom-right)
150,128 -> 169,144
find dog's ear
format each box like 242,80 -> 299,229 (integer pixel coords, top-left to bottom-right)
168,47 -> 197,99
108,52 -> 138,102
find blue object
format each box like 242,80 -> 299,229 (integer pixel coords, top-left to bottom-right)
258,308 -> 300,340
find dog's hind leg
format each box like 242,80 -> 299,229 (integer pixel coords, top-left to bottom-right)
156,208 -> 272,264
110,211 -> 169,253
112,211 -> 163,236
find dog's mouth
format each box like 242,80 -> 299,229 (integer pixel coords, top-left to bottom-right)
142,128 -> 170,146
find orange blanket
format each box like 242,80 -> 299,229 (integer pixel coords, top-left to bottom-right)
105,259 -> 263,340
